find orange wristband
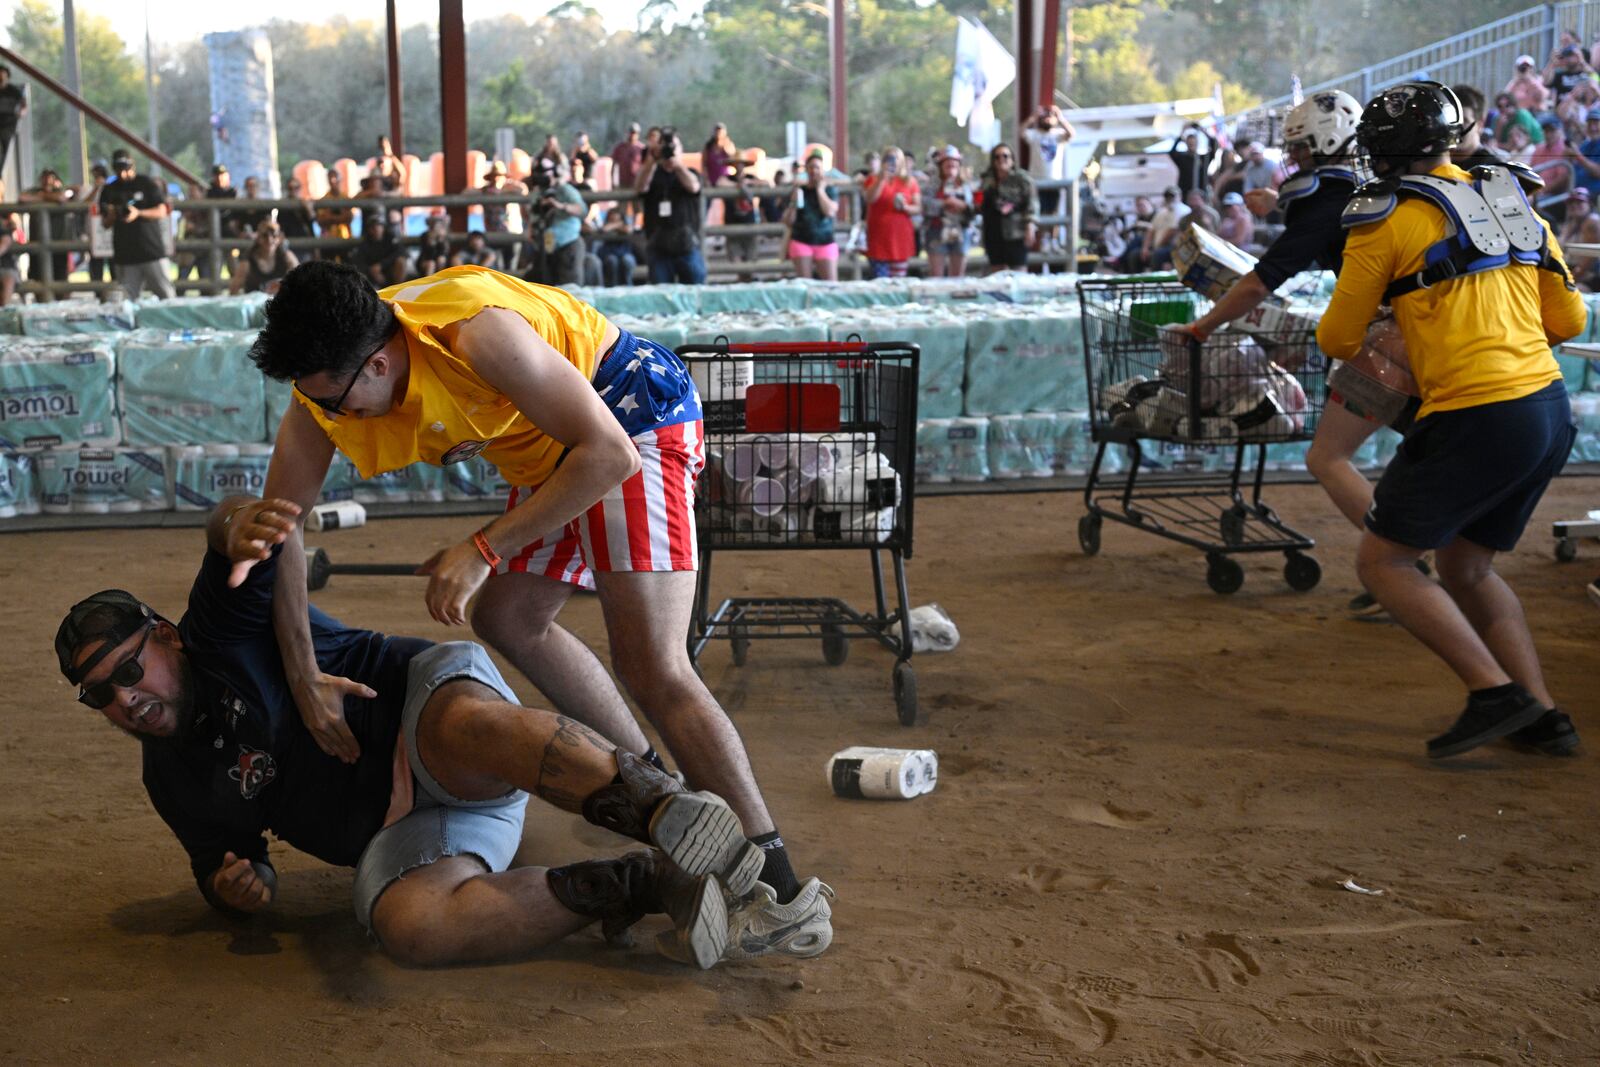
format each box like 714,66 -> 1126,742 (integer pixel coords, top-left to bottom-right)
471,528 -> 502,568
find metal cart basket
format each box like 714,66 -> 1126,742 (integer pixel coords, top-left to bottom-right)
678,340 -> 922,724
1076,277 -> 1328,594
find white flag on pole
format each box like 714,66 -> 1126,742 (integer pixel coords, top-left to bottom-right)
950,15 -> 1015,149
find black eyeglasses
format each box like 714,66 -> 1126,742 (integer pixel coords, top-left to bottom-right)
295,351 -> 376,417
78,623 -> 153,709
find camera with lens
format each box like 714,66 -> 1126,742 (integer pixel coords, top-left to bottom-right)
659,126 -> 678,159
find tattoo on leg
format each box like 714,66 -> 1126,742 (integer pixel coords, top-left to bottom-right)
536,715 -> 612,812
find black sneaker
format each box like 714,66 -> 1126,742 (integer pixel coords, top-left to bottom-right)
1427,685 -> 1548,759
1506,708 -> 1582,757
1347,590 -> 1387,618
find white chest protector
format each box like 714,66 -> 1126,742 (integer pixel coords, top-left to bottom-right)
1341,164 -> 1571,300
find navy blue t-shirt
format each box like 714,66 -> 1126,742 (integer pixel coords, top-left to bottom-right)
1252,172 -> 1355,292
142,545 -> 429,892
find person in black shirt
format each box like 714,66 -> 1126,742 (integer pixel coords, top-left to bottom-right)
277,174 -> 318,244
1168,125 -> 1215,199
53,496 -> 770,968
1178,91 -> 1415,617
0,66 -> 25,174
98,149 -> 174,299
635,127 -> 706,284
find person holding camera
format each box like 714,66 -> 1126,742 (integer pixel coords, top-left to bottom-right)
783,151 -> 840,280
862,145 -> 919,278
635,127 -> 706,284
529,161 -> 588,286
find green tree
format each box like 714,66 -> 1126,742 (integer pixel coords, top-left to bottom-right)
468,59 -> 554,150
5,0 -> 149,182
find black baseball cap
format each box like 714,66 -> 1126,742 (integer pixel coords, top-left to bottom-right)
111,149 -> 134,169
211,163 -> 228,175
55,590 -> 159,685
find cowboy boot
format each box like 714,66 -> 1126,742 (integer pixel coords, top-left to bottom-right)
581,750 -> 762,895
546,849 -> 731,969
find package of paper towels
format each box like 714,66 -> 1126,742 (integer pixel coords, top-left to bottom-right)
37,447 -> 170,513
118,329 -> 267,445
0,340 -> 119,448
170,443 -> 273,511
18,299 -> 137,337
0,450 -> 40,517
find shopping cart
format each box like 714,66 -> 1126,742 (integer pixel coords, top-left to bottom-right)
1076,277 -> 1327,594
678,340 -> 922,725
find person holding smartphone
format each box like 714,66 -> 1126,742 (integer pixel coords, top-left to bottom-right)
783,151 -> 839,280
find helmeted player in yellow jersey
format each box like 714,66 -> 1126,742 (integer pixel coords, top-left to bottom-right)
239,262 -> 832,963
1318,82 -> 1587,760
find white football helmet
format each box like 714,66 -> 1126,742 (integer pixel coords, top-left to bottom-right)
1283,90 -> 1363,158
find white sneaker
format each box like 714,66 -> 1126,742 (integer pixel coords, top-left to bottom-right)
725,878 -> 835,960
1587,577 -> 1600,609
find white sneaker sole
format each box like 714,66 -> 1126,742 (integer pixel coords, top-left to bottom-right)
648,792 -> 763,896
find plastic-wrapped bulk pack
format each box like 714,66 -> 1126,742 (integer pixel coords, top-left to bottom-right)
686,313 -> 829,350
611,315 -> 692,356
18,299 -> 137,336
1570,394 -> 1600,462
987,412 -> 1059,479
135,294 -> 269,332
354,462 -> 446,505
442,454 -> 513,502
914,418 -> 955,483
1055,410 -> 1126,475
0,306 -> 21,335
586,286 -> 699,319
829,305 -> 967,419
945,415 -> 991,482
804,281 -> 911,311
170,443 -> 273,511
118,329 -> 267,445
0,338 -> 119,448
0,450 -> 40,516
697,282 -> 808,315
36,447 -> 170,513
263,378 -> 293,439
961,301 -> 1081,416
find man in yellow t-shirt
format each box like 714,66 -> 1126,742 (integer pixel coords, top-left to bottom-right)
239,263 -> 833,963
1318,82 -> 1586,760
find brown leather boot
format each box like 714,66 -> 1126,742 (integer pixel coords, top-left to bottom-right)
581,750 -> 763,895
546,849 -> 730,969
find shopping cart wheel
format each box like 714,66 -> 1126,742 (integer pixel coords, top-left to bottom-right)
1078,513 -> 1102,556
821,623 -> 849,666
1283,551 -> 1321,592
1555,537 -> 1579,563
893,661 -> 918,726
1220,506 -> 1247,547
1205,553 -> 1245,595
730,625 -> 750,667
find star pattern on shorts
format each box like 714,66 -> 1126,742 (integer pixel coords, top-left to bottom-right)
616,393 -> 640,415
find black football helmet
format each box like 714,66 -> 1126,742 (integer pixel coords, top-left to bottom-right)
1356,81 -> 1464,176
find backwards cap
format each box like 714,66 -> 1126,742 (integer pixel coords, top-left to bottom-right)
55,590 -> 156,685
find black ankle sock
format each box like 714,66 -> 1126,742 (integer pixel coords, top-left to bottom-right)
751,831 -> 801,903
1469,683 -> 1520,704
640,746 -> 669,773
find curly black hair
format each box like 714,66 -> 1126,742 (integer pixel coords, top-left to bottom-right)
248,261 -> 398,382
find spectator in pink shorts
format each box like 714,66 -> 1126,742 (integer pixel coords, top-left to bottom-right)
783,152 -> 839,280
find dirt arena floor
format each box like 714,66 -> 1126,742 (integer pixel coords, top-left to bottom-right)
3,477 -> 1598,1065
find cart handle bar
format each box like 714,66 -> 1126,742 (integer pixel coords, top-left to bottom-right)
695,341 -> 873,354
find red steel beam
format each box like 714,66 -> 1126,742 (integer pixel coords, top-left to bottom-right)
1039,0 -> 1060,108
438,0 -> 467,230
0,44 -> 200,187
830,0 -> 848,175
386,0 -> 404,157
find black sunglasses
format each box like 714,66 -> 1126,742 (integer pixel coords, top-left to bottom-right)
78,623 -> 153,709
295,351 -> 376,417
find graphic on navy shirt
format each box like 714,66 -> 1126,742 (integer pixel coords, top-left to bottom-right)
229,746 -> 277,799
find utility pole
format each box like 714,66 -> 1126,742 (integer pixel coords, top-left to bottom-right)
62,0 -> 87,184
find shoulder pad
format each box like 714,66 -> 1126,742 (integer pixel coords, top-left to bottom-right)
1314,166 -> 1358,188
1474,159 -> 1545,193
1278,170 -> 1318,205
1474,165 -> 1546,253
1341,178 -> 1399,228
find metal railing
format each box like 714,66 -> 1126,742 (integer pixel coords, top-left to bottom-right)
0,178 -> 1083,301
1231,3 -> 1600,127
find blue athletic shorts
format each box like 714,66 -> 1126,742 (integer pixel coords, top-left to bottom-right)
351,642 -> 529,935
593,327 -> 703,435
1366,380 -> 1575,552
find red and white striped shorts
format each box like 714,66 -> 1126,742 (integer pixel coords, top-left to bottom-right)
497,420 -> 704,588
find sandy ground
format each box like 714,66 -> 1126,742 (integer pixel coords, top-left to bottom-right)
2,477 -> 1598,1065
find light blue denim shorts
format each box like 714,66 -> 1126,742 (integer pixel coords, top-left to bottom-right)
351,641 -> 529,934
